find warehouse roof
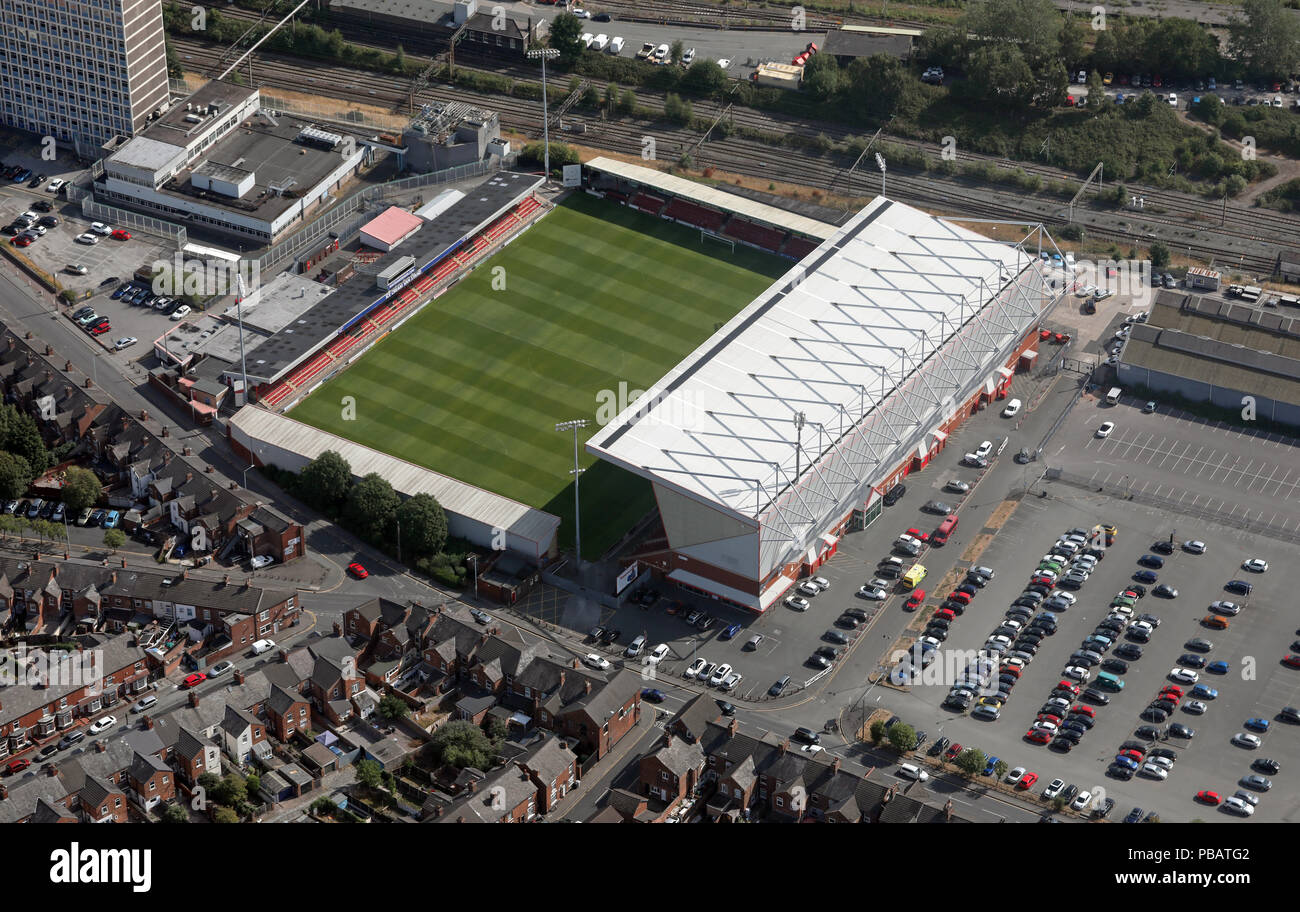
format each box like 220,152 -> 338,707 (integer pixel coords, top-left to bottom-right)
229,406 -> 560,551
585,156 -> 838,241
586,197 -> 1039,519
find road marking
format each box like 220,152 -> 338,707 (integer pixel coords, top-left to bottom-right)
1234,459 -> 1254,488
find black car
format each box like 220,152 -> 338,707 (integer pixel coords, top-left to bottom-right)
1056,728 -> 1082,743
922,500 -> 953,515
1185,638 -> 1213,653
1153,584 -> 1178,598
717,701 -> 736,716
1050,737 -> 1076,752
1101,659 -> 1129,674
1150,540 -> 1175,555
38,500 -> 56,519
882,483 -> 905,506
1148,747 -> 1177,761
914,731 -> 928,750
1138,553 -> 1165,568
32,200 -> 53,213
875,564 -> 901,579
824,630 -> 849,645
1141,707 -> 1169,723
768,675 -> 790,697
923,627 -> 948,642
1280,706 -> 1300,724
806,654 -> 832,669
1067,714 -> 1095,730
1134,725 -> 1163,741
1092,797 -> 1117,819
1168,723 -> 1196,739
928,736 -> 950,756
1026,583 -> 1052,597
1179,654 -> 1207,669
1225,579 -> 1254,595
1124,806 -> 1145,824
1082,687 -> 1111,705
1114,643 -> 1143,660
837,614 -> 863,629
792,727 -> 820,745
844,607 -> 868,621
1108,764 -> 1134,780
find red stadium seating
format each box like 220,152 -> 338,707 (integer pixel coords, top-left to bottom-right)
663,198 -> 725,231
724,218 -> 785,252
781,235 -> 819,260
630,192 -> 666,215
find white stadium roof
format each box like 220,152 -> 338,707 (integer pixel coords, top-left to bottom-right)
585,155 -> 838,241
587,197 -> 1049,523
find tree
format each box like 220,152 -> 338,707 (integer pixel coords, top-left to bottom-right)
955,748 -> 987,777
395,493 -> 447,561
887,722 -> 918,752
393,43 -> 405,70
61,466 -> 101,513
869,718 -> 887,744
212,807 -> 239,823
964,44 -> 1038,109
211,774 -> 247,807
379,694 -> 410,720
680,60 -> 728,97
1145,18 -> 1220,81
548,12 -> 584,65
670,39 -> 684,65
0,451 -> 32,500
619,88 -> 637,114
343,473 -> 400,546
429,719 -> 497,770
1085,70 -> 1107,111
102,528 -> 126,552
354,758 -> 384,790
663,92 -> 693,125
1149,241 -> 1171,270
0,405 -> 47,473
845,54 -> 922,119
0,515 -> 22,540
1229,0 -> 1300,79
993,758 -> 1010,781
802,52 -> 841,99
161,803 -> 189,823
960,0 -> 1064,71
297,450 -> 352,517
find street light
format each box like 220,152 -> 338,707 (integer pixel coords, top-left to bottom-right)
241,462 -> 255,490
555,419 -> 588,570
527,48 -> 561,180
469,553 -> 478,600
875,152 -> 887,199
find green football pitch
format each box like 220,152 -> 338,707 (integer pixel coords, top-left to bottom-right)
292,191 -> 788,560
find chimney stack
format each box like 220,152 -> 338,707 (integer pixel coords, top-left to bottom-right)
96,740 -> 107,753
832,757 -> 842,774
46,763 -> 58,777
728,718 -> 739,735
161,426 -> 169,438
0,785 -> 7,799
571,658 -> 579,669
779,739 -> 789,755
143,715 -> 154,730
84,378 -> 93,389
189,692 -> 199,707
467,780 -> 476,794
64,360 -> 72,371
234,669 -> 244,685
332,621 -> 341,637
185,472 -> 193,483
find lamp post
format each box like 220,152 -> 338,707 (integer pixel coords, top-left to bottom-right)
556,419 -> 588,571
469,553 -> 478,600
875,152 -> 887,199
527,48 -> 561,180
241,462 -> 255,490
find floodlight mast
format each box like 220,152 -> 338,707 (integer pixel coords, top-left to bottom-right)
556,418 -> 588,569
527,48 -> 561,181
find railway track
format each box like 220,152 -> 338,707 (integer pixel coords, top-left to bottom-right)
174,37 -> 1285,274
207,5 -> 1300,256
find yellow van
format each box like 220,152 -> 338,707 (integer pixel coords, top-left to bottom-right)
901,564 -> 927,590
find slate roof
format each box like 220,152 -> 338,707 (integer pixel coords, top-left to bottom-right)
128,750 -> 171,782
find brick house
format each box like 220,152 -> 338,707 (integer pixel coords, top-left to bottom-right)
127,750 -> 175,811
518,736 -> 576,814
220,705 -> 270,765
639,732 -> 705,811
265,684 -> 311,741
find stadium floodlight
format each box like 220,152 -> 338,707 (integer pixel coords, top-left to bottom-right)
556,418 -> 589,569
527,48 -> 561,181
875,153 -> 887,199
792,410 -> 806,479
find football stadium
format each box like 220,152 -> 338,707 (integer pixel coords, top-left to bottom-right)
233,158 -> 1060,581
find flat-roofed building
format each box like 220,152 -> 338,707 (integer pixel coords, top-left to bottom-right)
0,0 -> 170,153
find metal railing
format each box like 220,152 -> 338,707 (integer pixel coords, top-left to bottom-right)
78,197 -> 188,249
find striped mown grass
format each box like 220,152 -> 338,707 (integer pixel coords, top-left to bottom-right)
293,191 -> 788,559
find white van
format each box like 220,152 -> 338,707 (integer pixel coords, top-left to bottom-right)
898,763 -> 930,782
591,33 -> 609,51
251,638 -> 277,655
608,36 -> 624,54
580,32 -> 593,47
1105,387 -> 1122,405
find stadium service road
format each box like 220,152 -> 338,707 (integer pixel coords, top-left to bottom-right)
1048,392 -> 1300,534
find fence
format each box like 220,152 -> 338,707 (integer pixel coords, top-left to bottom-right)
1047,469 -> 1300,545
79,196 -> 188,249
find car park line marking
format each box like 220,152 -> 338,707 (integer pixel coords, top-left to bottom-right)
1233,459 -> 1254,487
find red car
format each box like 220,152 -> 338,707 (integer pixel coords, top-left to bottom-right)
11,236 -> 32,248
944,742 -> 963,760
110,229 -> 131,240
90,322 -> 111,335
182,672 -> 206,688
1037,713 -> 1061,724
906,591 -> 926,610
1118,749 -> 1144,762
1025,729 -> 1051,744
1069,704 -> 1095,718
347,562 -> 368,579
1196,790 -> 1222,805
1017,772 -> 1038,790
930,604 -> 953,621
1284,654 -> 1300,669
1056,681 -> 1080,695
947,591 -> 972,606
5,758 -> 30,775
1160,685 -> 1184,699
905,528 -> 929,543
1002,665 -> 1022,679
1065,94 -> 1077,106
